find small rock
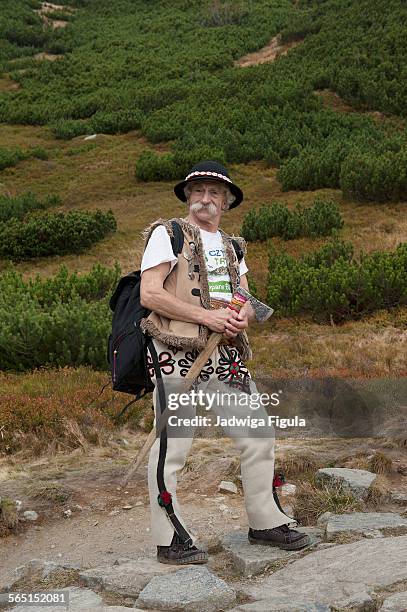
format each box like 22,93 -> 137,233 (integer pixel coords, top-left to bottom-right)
23,510 -> 38,521
390,491 -> 407,505
93,521 -> 98,526
63,509 -> 72,518
219,504 -> 229,512
15,500 -> 23,512
316,468 -> 377,500
135,501 -> 143,507
380,590 -> 407,611
317,512 -> 333,526
218,480 -> 238,494
84,133 -> 97,140
74,504 -> 83,511
281,484 -> 296,496
122,505 -> 133,510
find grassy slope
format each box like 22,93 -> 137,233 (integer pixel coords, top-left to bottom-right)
0,1 -> 406,386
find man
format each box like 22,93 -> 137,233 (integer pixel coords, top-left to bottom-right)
140,160 -> 310,565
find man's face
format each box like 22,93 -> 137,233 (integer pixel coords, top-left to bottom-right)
188,181 -> 227,219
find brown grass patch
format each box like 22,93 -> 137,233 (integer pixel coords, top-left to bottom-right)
293,480 -> 363,525
277,453 -> 320,479
0,367 -> 148,457
0,497 -> 19,537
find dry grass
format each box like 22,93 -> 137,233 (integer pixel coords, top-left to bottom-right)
0,367 -> 149,457
277,453 -> 320,479
293,481 -> 363,525
0,497 -> 19,536
368,451 -> 393,474
26,481 -> 72,505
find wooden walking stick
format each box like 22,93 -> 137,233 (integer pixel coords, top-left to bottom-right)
121,287 -> 273,487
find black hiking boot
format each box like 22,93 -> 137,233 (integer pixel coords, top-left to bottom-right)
248,524 -> 311,551
157,532 -> 208,565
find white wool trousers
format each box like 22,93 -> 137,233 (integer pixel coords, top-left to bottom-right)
146,338 -> 294,546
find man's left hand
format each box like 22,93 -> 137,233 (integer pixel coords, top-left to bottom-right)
224,308 -> 250,338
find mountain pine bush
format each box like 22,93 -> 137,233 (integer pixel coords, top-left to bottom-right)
241,199 -> 343,241
267,239 -> 407,322
0,263 -> 120,371
0,209 -> 117,260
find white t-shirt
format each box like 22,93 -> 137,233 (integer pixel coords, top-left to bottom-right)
141,225 -> 248,309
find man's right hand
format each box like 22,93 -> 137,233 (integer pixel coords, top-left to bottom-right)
203,308 -> 239,334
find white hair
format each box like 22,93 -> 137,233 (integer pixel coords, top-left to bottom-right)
184,180 -> 235,210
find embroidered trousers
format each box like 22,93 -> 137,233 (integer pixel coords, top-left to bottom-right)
147,338 -> 294,546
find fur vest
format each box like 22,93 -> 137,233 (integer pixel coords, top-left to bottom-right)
140,217 -> 252,361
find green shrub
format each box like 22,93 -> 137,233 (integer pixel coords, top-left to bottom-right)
135,148 -> 227,182
340,148 -> 407,202
0,147 -> 27,171
267,239 -> 407,322
135,151 -> 178,181
51,119 -> 92,140
0,263 -> 120,371
29,146 -> 49,160
241,199 -> 343,241
0,209 -> 117,260
278,143 -> 350,191
0,192 -> 61,223
90,109 -> 143,134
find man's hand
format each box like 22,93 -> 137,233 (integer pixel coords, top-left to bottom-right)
203,307 -> 250,337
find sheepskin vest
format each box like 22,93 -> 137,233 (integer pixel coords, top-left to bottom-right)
140,217 -> 252,362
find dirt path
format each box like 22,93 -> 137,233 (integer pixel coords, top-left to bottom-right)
1,434 -> 406,590
234,35 -> 302,67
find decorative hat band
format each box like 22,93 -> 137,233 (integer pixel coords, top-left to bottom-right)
185,171 -> 232,183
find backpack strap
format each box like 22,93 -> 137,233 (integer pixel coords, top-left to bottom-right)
170,220 -> 184,256
231,238 -> 244,264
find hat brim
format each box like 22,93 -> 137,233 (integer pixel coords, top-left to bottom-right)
174,176 -> 243,209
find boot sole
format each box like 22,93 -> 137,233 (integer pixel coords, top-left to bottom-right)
157,552 -> 209,565
248,534 -> 311,551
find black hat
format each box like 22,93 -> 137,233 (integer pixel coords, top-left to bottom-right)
174,161 -> 243,209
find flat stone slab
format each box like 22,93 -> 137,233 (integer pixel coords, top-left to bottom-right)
11,587 -> 103,611
325,512 -> 407,541
234,602 -> 330,611
79,558 -> 176,598
380,591 -> 407,611
243,535 -> 407,610
222,528 -> 322,576
136,566 -> 236,611
315,467 -> 376,500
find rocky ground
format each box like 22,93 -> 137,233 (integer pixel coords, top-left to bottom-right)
1,434 -> 407,611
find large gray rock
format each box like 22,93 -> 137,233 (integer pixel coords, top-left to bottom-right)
222,528 -> 321,576
136,566 -> 236,611
315,467 -> 376,499
380,591 -> 407,611
79,558 -> 176,598
325,512 -> 407,541
243,535 -> 407,610
10,587 -> 103,611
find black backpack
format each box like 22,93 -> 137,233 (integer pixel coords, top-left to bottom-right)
107,221 -> 244,404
